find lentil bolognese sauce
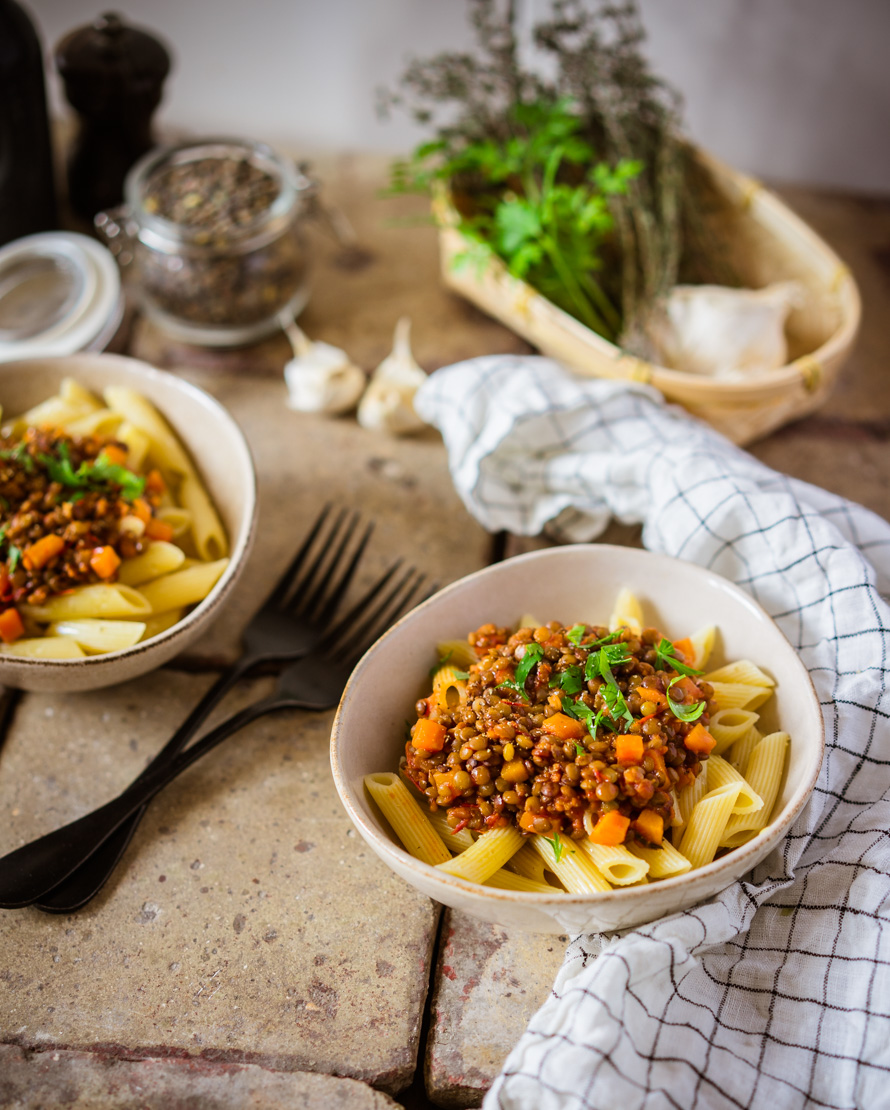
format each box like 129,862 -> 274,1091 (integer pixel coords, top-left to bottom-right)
403,620 -> 717,850
0,426 -> 168,641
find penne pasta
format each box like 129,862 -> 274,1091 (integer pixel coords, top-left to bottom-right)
688,624 -> 717,669
22,583 -> 152,622
678,782 -> 743,868
137,558 -> 229,614
0,636 -> 86,659
427,808 -> 476,854
436,825 -> 524,883
156,506 -> 192,538
676,763 -> 708,828
709,681 -> 773,711
728,725 -> 763,778
708,707 -> 761,755
721,732 -> 789,848
704,660 -> 775,687
529,833 -> 612,893
630,839 -> 693,878
117,541 -> 187,587
484,869 -> 556,894
576,840 -> 649,885
434,638 -> 478,671
706,754 -> 764,816
140,608 -> 186,641
48,619 -> 147,654
116,421 -> 151,472
364,773 -> 451,866
61,408 -> 124,438
504,842 -> 552,886
609,587 -> 643,633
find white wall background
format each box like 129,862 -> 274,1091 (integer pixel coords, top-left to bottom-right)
29,0 -> 890,193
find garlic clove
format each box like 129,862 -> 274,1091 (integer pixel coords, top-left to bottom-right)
357,316 -> 427,435
282,319 -> 365,415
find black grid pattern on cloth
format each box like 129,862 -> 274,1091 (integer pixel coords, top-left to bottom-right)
414,357 -> 890,1110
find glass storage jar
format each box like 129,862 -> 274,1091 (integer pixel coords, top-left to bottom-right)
96,137 -> 313,346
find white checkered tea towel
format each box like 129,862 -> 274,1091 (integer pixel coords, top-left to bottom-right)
414,355 -> 890,1110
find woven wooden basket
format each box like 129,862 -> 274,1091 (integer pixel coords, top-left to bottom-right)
433,151 -> 861,445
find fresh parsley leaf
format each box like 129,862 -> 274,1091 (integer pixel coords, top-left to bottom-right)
595,645 -> 629,689
601,681 -> 634,728
502,642 -> 544,699
7,544 -> 21,572
37,442 -> 146,502
545,833 -> 564,863
654,636 -> 702,678
88,456 -> 145,501
561,695 -> 597,737
574,742 -> 585,757
567,624 -> 587,647
0,444 -> 34,473
666,677 -> 706,722
555,665 -> 584,695
593,707 -> 617,734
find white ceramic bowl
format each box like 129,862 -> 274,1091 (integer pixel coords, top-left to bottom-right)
331,545 -> 824,935
0,354 -> 256,692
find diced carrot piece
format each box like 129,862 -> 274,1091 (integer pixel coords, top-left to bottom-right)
0,607 -> 24,644
433,770 -> 460,803
412,718 -> 447,753
23,534 -> 66,570
589,810 -> 631,846
684,722 -> 716,756
614,734 -> 644,764
146,468 -> 166,494
101,444 -> 128,467
543,712 -> 584,741
647,748 -> 668,785
632,808 -> 664,845
131,497 -> 152,523
672,638 -> 694,665
144,518 -> 174,542
519,810 -> 539,834
90,545 -> 121,579
637,685 -> 667,710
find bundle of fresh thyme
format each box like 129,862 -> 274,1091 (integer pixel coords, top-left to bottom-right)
383,0 -> 715,348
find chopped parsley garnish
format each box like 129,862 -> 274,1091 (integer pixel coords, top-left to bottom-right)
654,636 -> 702,679
575,742 -> 585,757
545,833 -> 564,863
0,443 -> 34,473
666,676 -> 706,722
566,624 -> 587,647
37,442 -> 145,502
429,650 -> 469,681
553,664 -> 584,695
601,680 -> 635,728
500,641 -> 543,701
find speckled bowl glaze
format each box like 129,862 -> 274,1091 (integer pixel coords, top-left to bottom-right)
0,354 -> 256,692
331,545 -> 824,935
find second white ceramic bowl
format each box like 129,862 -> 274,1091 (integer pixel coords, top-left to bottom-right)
0,354 -> 256,692
331,545 -> 824,935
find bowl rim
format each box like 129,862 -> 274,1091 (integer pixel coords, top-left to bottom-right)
0,353 -> 258,670
331,544 -> 825,909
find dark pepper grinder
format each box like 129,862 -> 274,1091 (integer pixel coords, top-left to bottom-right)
0,0 -> 58,245
55,11 -> 171,222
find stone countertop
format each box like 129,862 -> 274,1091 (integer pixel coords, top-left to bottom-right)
1,153 -> 889,1110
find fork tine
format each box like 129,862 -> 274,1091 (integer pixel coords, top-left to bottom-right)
296,518 -> 375,625
324,567 -> 425,664
266,503 -> 335,608
310,558 -> 405,655
284,506 -> 354,612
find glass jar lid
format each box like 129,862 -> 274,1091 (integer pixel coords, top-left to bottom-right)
0,231 -> 123,361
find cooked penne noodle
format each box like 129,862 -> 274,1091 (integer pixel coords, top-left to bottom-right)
629,839 -> 693,878
117,541 -> 186,587
48,619 -> 147,653
529,833 -> 612,893
504,842 -> 552,886
432,664 -> 468,711
434,638 -> 477,671
180,472 -> 228,560
484,869 -> 556,894
154,506 -> 191,538
721,732 -> 789,848
678,782 -> 743,868
706,754 -> 764,815
709,681 -> 773,711
0,636 -> 86,659
62,408 -> 124,438
689,624 -> 717,669
576,840 -> 649,885
704,660 -> 775,687
517,613 -> 541,629
427,808 -> 475,854
61,379 -> 103,409
609,587 -> 643,634
708,707 -> 761,755
728,725 -> 763,777
22,583 -> 152,622
137,558 -> 228,614
140,609 -> 186,641
116,421 -> 151,472
676,763 -> 708,827
436,825 -> 524,883
364,773 -> 452,866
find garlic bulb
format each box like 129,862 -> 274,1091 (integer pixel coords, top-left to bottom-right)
282,318 -> 365,415
357,317 -> 427,435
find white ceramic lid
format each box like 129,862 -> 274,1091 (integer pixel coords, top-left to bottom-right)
0,232 -> 122,362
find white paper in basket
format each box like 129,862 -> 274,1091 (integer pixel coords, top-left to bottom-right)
414,355 -> 890,1110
